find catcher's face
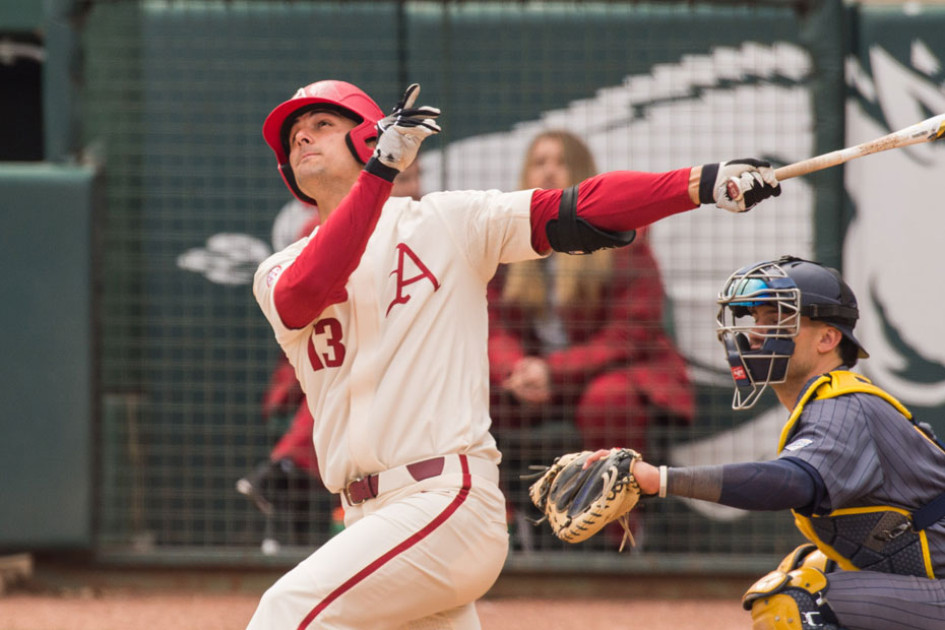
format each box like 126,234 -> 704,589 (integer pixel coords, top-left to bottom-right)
717,263 -> 801,409
746,305 -> 776,349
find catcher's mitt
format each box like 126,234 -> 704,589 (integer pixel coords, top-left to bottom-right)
527,448 -> 643,550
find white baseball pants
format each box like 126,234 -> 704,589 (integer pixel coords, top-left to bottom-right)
246,455 -> 509,629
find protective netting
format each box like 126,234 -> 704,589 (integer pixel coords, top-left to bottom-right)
83,0 -> 836,569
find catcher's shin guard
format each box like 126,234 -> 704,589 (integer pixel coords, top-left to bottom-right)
742,565 -> 841,630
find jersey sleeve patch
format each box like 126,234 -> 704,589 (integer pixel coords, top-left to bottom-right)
784,438 -> 813,452
266,265 -> 283,288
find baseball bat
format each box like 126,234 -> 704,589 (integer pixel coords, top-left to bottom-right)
775,112 -> 945,181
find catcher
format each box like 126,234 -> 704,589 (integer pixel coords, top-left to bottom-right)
530,256 -> 945,630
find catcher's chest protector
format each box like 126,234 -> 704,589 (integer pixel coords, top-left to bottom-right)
779,371 -> 941,578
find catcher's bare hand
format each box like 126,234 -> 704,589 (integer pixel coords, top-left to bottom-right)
581,449 -> 611,469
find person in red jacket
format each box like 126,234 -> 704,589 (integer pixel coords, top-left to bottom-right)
488,130 -> 694,548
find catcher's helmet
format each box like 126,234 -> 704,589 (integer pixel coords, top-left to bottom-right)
263,80 -> 384,204
716,256 -> 868,410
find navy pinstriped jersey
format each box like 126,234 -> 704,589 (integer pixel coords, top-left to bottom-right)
778,379 -> 945,576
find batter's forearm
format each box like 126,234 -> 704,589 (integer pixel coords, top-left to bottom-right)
688,165 -> 703,205
274,166 -> 393,329
577,169 -> 698,234
528,168 -> 698,253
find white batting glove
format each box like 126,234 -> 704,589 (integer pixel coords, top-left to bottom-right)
373,83 -> 441,173
699,158 -> 781,212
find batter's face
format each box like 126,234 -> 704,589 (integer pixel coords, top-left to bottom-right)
524,137 -> 571,189
288,110 -> 362,197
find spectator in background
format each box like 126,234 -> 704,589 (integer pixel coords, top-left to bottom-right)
237,356 -> 317,516
238,197 -> 321,518
391,157 -> 422,201
488,130 -> 695,546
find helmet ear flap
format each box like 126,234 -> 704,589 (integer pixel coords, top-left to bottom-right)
346,120 -> 379,165
278,163 -> 317,206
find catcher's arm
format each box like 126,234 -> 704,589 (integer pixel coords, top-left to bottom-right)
530,449 -> 821,550
585,450 -> 820,509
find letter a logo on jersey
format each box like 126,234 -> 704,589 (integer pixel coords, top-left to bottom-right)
387,243 -> 441,316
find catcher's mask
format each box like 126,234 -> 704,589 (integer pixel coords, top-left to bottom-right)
716,255 -> 868,410
263,80 -> 384,205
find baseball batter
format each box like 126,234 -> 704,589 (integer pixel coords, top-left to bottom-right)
600,256 -> 945,630
246,79 -> 781,629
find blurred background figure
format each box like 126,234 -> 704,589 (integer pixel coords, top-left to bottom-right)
488,130 -> 695,549
237,199 -> 322,525
391,158 -> 422,200
236,357 -> 318,518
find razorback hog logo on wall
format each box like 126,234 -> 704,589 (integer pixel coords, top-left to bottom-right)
844,40 -> 945,413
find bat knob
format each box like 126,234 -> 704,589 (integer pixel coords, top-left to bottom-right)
726,178 -> 742,202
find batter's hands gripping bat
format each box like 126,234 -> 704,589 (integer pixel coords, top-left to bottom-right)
726,113 -> 945,199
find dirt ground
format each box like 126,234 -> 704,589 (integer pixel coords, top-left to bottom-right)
0,557 -> 752,629
0,592 -> 748,630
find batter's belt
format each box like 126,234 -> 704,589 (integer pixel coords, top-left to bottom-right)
342,454 -> 498,506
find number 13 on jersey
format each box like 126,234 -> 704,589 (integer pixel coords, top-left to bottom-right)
307,317 -> 345,371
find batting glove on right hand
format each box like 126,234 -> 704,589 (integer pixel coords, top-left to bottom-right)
699,158 -> 781,212
373,83 -> 441,173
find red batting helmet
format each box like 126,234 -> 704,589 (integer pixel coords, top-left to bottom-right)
263,80 -> 384,204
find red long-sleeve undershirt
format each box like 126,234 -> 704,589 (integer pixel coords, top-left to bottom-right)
274,170 -> 393,329
528,169 -> 696,253
274,167 -> 697,330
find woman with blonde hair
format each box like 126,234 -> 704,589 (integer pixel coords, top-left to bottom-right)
488,129 -> 694,459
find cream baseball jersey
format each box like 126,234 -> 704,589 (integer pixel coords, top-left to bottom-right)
254,188 -> 539,493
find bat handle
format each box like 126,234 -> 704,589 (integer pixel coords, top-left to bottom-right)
774,149 -> 850,182
726,178 -> 742,202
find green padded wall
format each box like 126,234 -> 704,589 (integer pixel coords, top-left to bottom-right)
0,164 -> 96,548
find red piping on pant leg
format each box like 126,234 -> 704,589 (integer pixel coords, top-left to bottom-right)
296,455 -> 472,630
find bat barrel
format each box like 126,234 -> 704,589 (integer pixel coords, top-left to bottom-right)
775,113 -> 945,181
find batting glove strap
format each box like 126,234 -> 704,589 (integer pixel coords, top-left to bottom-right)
364,157 -> 400,183
711,158 -> 781,212
698,163 -> 721,205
